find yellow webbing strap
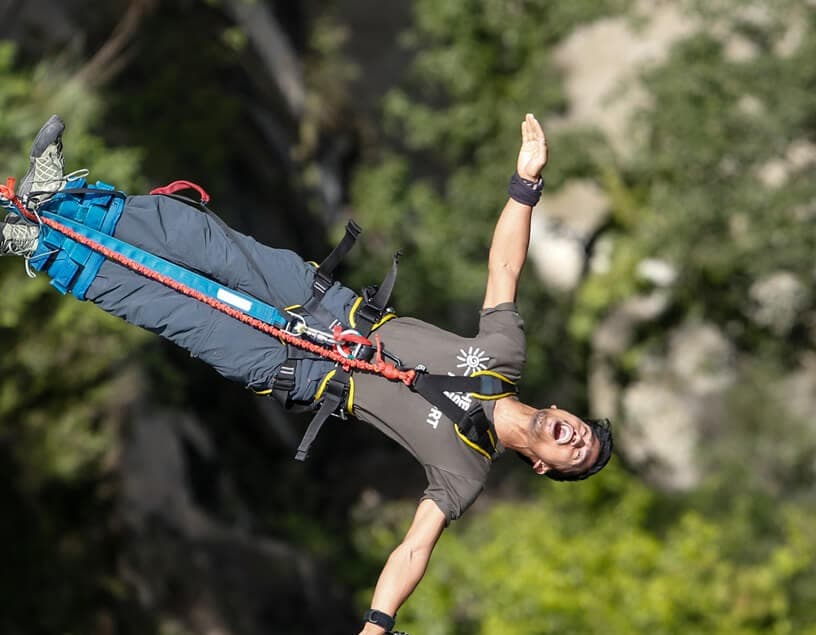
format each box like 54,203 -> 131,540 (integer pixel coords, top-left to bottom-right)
314,369 -> 355,414
348,296 -> 398,331
454,423 -> 495,461
468,369 -> 517,400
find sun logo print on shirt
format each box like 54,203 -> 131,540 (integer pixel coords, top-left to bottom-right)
426,346 -> 493,429
456,346 -> 490,376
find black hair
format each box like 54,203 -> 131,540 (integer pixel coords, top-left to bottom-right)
517,417 -> 614,482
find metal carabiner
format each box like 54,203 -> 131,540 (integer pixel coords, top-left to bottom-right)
284,310 -> 308,336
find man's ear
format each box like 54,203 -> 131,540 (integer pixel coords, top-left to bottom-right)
532,459 -> 550,475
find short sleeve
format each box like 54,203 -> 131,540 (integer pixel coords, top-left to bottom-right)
476,302 -> 526,382
421,465 -> 485,523
479,302 -> 525,336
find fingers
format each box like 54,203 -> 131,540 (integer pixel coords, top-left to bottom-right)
522,113 -> 546,145
525,113 -> 545,141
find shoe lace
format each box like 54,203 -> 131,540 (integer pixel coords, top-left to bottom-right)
38,166 -> 88,191
14,169 -> 90,278
31,142 -> 64,181
14,221 -> 56,279
24,168 -> 89,210
2,222 -> 41,279
62,168 -> 89,188
3,220 -> 37,247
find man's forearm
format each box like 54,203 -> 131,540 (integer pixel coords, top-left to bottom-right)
482,197 -> 533,309
357,499 -> 445,634
359,540 -> 434,634
487,197 -> 533,278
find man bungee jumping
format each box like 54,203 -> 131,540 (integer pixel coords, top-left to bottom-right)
0,113 -> 613,635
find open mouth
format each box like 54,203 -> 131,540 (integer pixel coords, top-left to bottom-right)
552,420 -> 574,444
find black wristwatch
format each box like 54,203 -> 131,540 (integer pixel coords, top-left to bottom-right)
363,608 -> 396,631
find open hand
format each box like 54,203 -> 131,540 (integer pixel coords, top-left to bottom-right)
516,113 -> 548,181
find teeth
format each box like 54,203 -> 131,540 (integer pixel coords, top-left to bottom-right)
556,423 -> 572,443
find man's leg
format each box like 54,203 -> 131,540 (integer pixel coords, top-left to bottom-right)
87,259 -> 297,392
115,195 -> 322,310
1,115 -> 349,399
100,196 -> 357,399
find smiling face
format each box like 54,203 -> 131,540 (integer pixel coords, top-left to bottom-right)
527,406 -> 601,476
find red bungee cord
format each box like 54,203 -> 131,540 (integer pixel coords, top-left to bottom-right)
0,178 -> 416,386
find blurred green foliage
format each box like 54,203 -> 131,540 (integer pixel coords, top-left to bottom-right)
2,0 -> 816,633
0,42 -> 148,635
356,465 -> 816,635
347,0 -> 635,407
0,42 -> 147,481
346,0 -> 816,633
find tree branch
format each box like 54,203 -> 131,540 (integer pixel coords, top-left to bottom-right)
75,0 -> 158,88
219,0 -> 306,119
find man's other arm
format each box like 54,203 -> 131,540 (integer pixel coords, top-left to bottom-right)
358,499 -> 447,635
483,113 -> 548,309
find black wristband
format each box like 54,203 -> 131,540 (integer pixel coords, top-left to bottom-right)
508,171 -> 544,207
363,609 -> 396,631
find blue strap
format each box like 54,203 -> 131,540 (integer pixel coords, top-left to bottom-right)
28,180 -> 126,299
40,212 -> 290,329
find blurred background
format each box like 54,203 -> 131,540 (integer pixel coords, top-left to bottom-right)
1,0 -> 815,633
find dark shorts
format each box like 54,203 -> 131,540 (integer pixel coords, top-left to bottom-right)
85,194 -> 353,401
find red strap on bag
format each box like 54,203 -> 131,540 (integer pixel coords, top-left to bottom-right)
150,180 -> 210,204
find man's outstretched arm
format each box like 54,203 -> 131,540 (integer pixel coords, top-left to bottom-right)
358,499 -> 447,635
483,113 -> 548,309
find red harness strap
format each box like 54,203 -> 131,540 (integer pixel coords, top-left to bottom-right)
149,180 -> 211,204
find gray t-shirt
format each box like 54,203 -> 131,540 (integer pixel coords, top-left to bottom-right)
352,303 -> 526,521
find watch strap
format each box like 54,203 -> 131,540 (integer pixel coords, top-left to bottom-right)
363,608 -> 396,631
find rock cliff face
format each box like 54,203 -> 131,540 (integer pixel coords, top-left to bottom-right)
551,2 -> 698,157
119,406 -> 356,635
534,2 -> 816,490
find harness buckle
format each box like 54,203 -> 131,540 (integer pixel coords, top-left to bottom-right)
312,270 -> 333,297
324,373 -> 350,420
285,311 -> 308,335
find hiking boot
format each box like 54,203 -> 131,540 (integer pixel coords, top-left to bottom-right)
0,217 -> 39,258
18,114 -> 66,206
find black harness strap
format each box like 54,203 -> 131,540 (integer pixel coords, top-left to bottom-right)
267,222 -> 513,463
458,405 -> 500,460
268,362 -> 297,404
294,375 -> 348,462
297,220 -> 364,333
353,250 -> 401,332
312,220 -> 361,300
409,370 -> 517,461
31,187 -> 128,200
291,225 -> 401,462
410,372 -> 516,401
